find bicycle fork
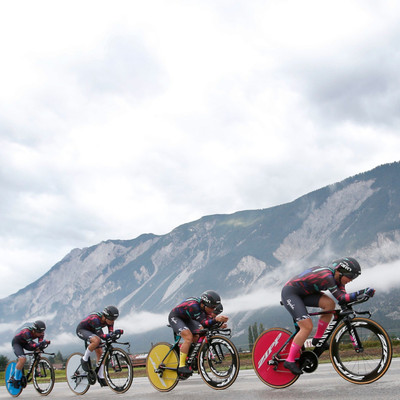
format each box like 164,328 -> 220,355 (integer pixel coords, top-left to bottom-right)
342,319 -> 364,353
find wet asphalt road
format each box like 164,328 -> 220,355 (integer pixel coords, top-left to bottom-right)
1,358 -> 399,399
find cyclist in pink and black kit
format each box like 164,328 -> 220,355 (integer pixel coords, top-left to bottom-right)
76,305 -> 123,386
10,321 -> 50,388
168,290 -> 229,375
281,257 -> 375,375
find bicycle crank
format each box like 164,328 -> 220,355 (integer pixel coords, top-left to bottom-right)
87,370 -> 97,385
299,351 -> 318,373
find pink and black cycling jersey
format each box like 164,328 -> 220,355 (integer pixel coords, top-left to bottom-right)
76,312 -> 114,340
13,324 -> 44,350
284,266 -> 356,303
169,299 -> 217,329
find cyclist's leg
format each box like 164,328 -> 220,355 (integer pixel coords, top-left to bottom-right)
95,346 -> 107,386
281,286 -> 313,374
11,341 -> 26,387
77,328 -> 100,371
309,293 -> 333,344
168,314 -> 199,374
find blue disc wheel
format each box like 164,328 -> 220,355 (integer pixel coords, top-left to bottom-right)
5,362 -> 23,397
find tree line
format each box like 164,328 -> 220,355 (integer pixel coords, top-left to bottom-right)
248,322 -> 264,351
0,351 -> 66,371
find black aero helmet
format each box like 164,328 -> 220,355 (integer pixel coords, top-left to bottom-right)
103,305 -> 119,321
331,257 -> 361,280
33,320 -> 46,332
200,290 -> 221,308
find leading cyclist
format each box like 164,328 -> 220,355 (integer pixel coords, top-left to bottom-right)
281,257 -> 375,375
10,320 -> 50,388
168,290 -> 229,375
76,305 -> 123,386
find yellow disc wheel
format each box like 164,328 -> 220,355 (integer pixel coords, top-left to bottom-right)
146,342 -> 179,392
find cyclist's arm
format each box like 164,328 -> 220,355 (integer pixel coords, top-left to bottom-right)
329,283 -> 360,304
106,322 -> 114,334
24,331 -> 42,350
198,312 -> 227,328
91,319 -> 111,340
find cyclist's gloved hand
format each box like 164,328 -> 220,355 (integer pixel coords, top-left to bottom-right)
114,329 -> 124,335
39,340 -> 49,349
364,287 -> 375,297
356,287 -> 375,301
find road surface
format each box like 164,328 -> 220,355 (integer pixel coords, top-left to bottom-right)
1,358 -> 399,399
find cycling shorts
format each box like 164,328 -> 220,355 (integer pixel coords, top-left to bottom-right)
281,285 -> 322,322
76,327 -> 97,345
168,313 -> 202,336
11,338 -> 35,358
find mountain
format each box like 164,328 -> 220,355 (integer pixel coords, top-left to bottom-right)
1,161 -> 400,355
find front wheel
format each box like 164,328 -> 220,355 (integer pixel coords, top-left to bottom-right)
252,328 -> 300,389
65,352 -> 90,395
104,347 -> 133,393
146,342 -> 179,392
33,357 -> 55,396
330,317 -> 392,384
198,335 -> 240,390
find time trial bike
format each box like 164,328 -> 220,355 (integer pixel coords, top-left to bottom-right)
146,325 -> 240,391
5,344 -> 55,397
252,295 -> 392,388
65,331 -> 133,395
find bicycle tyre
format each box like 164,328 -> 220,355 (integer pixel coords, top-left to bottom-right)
33,357 -> 55,396
104,347 -> 133,393
5,362 -> 23,397
330,317 -> 392,384
198,335 -> 240,390
65,352 -> 90,395
252,328 -> 300,389
146,342 -> 179,392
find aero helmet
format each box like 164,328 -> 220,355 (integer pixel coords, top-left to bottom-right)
33,320 -> 46,332
103,305 -> 119,321
331,257 -> 361,280
200,290 -> 221,309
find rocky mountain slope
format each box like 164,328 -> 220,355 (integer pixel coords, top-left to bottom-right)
1,161 -> 400,354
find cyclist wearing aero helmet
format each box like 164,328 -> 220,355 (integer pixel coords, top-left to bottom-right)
168,290 -> 229,375
76,305 -> 123,386
281,257 -> 375,375
10,320 -> 50,388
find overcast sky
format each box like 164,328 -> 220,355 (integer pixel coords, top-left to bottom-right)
1,0 -> 400,299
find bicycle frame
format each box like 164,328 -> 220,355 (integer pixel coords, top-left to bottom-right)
270,297 -> 371,365
159,327 -> 232,374
81,336 -> 130,377
24,349 -> 55,383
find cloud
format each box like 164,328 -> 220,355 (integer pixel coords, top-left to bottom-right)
1,1 -> 400,299
224,289 -> 282,314
347,260 -> 400,293
50,332 -> 78,347
118,311 -> 167,334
